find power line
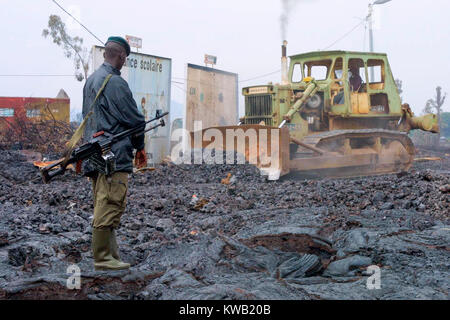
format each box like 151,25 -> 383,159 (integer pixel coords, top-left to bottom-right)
171,83 -> 186,93
363,20 -> 368,51
239,70 -> 281,83
322,20 -> 365,51
172,76 -> 238,92
51,0 -> 104,45
0,74 -> 76,77
173,69 -> 281,85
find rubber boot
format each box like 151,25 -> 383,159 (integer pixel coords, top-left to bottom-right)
110,229 -> 120,260
92,228 -> 130,271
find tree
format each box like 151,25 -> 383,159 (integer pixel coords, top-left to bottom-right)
395,79 -> 403,102
423,86 -> 446,144
441,112 -> 450,139
72,112 -> 83,125
42,15 -> 90,82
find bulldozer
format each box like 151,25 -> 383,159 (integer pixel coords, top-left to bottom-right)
191,42 -> 439,180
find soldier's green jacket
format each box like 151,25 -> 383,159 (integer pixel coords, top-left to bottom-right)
82,62 -> 145,174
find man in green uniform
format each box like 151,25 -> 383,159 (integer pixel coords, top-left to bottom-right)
82,36 -> 147,270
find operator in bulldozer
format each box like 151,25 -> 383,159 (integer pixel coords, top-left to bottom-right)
349,64 -> 363,92
335,63 -> 362,105
81,36 -> 147,270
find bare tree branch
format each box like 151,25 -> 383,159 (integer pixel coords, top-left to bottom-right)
42,15 -> 90,82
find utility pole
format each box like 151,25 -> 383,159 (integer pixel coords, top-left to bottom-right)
368,3 -> 375,81
367,0 -> 392,81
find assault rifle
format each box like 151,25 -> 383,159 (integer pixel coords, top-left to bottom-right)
41,111 -> 168,183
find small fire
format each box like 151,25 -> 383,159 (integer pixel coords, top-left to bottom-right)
33,160 -> 74,170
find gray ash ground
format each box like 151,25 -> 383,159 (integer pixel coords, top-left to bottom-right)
0,149 -> 448,300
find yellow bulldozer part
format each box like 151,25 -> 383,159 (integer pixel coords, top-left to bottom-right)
190,125 -> 290,180
400,103 -> 440,134
191,125 -> 415,180
407,114 -> 439,133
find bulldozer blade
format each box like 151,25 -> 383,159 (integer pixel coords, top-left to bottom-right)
190,125 -> 291,180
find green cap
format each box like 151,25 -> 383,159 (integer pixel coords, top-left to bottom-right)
105,36 -> 131,56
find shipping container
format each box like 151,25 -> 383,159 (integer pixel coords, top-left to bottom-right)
185,64 -> 238,132
91,46 -> 172,164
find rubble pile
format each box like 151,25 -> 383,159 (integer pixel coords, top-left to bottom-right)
0,116 -> 74,154
0,151 -> 39,184
0,150 -> 448,300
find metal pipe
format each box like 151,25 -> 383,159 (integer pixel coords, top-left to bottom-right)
282,80 -> 317,123
290,137 -> 326,155
281,40 -> 289,85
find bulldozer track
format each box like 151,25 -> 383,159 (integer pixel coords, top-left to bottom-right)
193,125 -> 416,180
289,129 -> 416,179
303,129 -> 414,148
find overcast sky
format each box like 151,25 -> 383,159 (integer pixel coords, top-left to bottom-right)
1,0 -> 449,119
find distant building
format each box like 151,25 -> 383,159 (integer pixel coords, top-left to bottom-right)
0,89 -> 70,127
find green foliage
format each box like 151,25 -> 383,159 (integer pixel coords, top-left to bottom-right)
441,112 -> 450,138
422,86 -> 446,116
422,99 -> 433,115
42,15 -> 89,82
395,78 -> 403,101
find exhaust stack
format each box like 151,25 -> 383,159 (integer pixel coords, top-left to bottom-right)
281,40 -> 289,85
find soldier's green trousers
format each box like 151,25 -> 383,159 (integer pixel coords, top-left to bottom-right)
91,172 -> 128,229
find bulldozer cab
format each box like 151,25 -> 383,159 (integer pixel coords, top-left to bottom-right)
289,51 -> 398,118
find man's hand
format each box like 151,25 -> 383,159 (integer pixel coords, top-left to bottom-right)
134,149 -> 147,169
76,159 -> 83,174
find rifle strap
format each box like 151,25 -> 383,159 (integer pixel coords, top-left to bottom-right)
62,74 -> 112,165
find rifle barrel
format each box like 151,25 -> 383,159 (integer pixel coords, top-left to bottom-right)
113,112 -> 169,141
142,122 -> 164,134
